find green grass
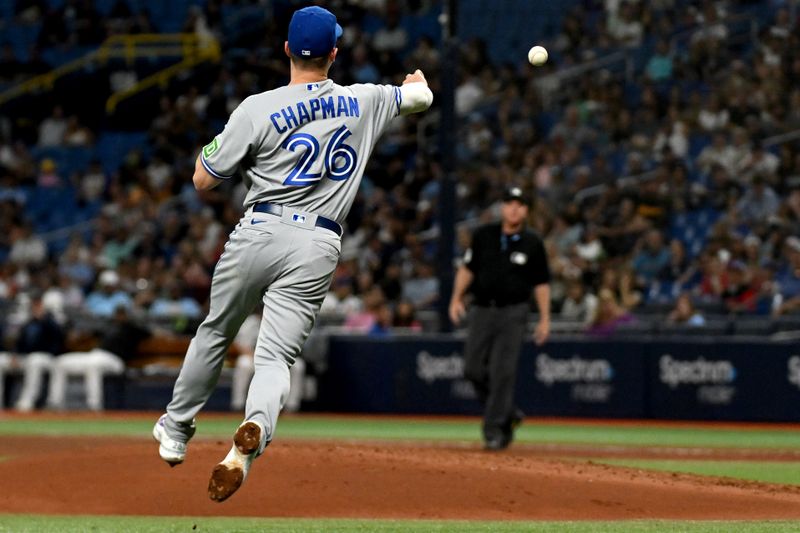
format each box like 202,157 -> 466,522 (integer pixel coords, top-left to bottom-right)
590,459 -> 800,486
0,516 -> 799,533
1,416 -> 800,450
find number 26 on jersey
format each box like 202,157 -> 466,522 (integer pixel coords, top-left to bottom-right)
282,125 -> 357,186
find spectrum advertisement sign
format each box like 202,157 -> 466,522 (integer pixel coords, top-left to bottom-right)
314,335 -> 800,421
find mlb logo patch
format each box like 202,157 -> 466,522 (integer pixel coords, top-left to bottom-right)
307,83 -> 320,91
301,50 -> 311,56
292,214 -> 306,224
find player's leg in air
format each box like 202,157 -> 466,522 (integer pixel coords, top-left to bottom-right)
207,222 -> 339,502
153,224 -> 269,466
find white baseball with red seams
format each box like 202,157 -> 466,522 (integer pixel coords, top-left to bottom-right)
528,45 -> 548,66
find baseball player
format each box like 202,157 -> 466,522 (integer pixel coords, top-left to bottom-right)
152,6 -> 433,502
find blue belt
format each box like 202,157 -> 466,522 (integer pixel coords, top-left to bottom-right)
253,202 -> 343,237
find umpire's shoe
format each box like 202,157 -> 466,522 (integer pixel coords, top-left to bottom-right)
152,413 -> 195,467
208,420 -> 265,502
484,436 -> 510,451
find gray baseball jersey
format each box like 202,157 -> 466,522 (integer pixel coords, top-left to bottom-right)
200,80 -> 401,223
163,80 -> 408,455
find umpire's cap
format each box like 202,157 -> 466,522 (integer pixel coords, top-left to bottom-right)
503,186 -> 530,205
288,6 -> 343,58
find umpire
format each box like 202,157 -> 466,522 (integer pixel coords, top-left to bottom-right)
449,186 -> 551,450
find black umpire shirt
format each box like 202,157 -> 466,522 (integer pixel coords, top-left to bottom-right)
464,223 -> 550,307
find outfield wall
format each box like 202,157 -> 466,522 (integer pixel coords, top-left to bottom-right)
311,335 -> 800,422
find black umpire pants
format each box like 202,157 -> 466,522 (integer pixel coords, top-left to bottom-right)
463,303 -> 528,442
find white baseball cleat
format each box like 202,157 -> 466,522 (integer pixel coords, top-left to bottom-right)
207,420 -> 264,502
152,413 -> 193,467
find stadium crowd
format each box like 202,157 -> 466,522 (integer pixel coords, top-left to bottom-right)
0,0 -> 799,396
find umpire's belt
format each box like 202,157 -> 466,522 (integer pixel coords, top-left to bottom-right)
474,299 -> 525,308
253,202 -> 343,237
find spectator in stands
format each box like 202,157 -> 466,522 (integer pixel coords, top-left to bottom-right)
632,229 -> 671,287
100,226 -> 139,269
599,267 -> 641,310
548,213 -> 583,256
729,128 -> 753,177
549,105 -> 596,149
773,237 -> 800,316
58,234 -> 95,289
607,1 -> 643,48
37,106 -> 67,147
645,39 -> 673,82
401,261 -> 439,310
47,305 -> 150,411
379,262 -> 404,303
150,280 -> 202,321
42,271 -> 84,325
78,161 -> 107,203
405,35 -> 439,77
653,114 -> 688,161
371,10 -> 408,55
735,175 -> 780,225
344,286 -> 386,333
697,134 -> 736,176
723,260 -> 760,314
560,280 -> 598,325
455,74 -> 484,116
84,270 -> 132,317
350,44 -> 381,84
320,276 -> 361,318
699,252 -> 730,300
666,293 -> 706,327
659,239 -> 695,285
392,300 -> 422,331
36,158 -> 62,188
597,197 -> 651,257
742,234 -> 766,269
8,223 -> 47,267
0,296 -> 64,410
586,289 -> 635,337
738,143 -> 780,184
697,94 -> 730,133
368,300 -> 394,336
63,116 -> 94,147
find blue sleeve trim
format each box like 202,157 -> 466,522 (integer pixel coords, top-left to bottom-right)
394,86 -> 402,115
201,157 -> 232,180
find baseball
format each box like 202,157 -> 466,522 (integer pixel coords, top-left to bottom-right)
528,45 -> 548,66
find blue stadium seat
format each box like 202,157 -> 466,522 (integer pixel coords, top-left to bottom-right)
31,146 -> 94,176
5,23 -> 41,62
96,132 -> 149,175
688,134 -> 711,159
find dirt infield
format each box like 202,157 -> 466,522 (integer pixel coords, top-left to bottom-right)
2,434 -> 800,520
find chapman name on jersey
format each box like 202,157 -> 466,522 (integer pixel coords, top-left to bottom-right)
270,96 -> 361,133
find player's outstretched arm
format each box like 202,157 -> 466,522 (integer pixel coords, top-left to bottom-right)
399,69 -> 433,115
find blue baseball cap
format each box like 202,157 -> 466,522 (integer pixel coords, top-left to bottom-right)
288,6 -> 343,59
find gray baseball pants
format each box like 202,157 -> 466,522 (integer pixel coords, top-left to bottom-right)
163,207 -> 340,453
463,303 -> 528,442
